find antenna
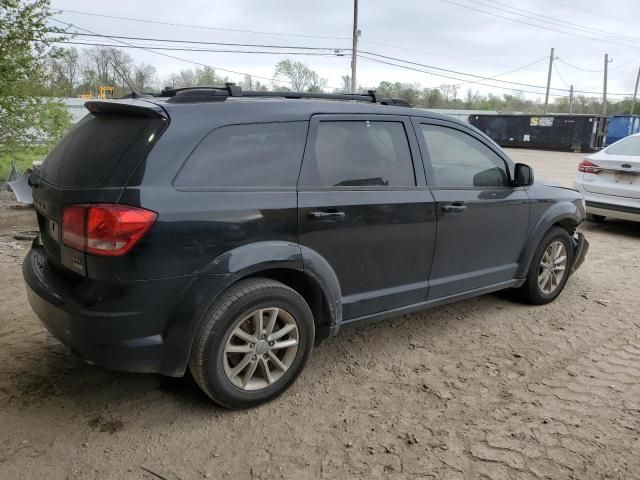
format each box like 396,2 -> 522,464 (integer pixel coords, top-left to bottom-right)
109,61 -> 142,99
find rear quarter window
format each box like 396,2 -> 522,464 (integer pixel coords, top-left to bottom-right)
174,122 -> 308,188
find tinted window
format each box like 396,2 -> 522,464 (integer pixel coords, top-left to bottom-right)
421,124 -> 508,188
303,121 -> 415,187
41,113 -> 165,188
605,135 -> 640,156
175,122 -> 307,188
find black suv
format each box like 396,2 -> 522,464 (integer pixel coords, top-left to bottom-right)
23,86 -> 588,408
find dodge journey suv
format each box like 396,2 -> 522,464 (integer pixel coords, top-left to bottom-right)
23,85 -> 588,408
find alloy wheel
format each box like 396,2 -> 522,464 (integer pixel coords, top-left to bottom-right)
223,307 -> 299,391
537,240 -> 568,295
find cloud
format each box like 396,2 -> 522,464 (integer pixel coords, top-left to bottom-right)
52,0 -> 640,97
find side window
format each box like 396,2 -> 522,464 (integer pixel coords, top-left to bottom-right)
302,120 -> 415,187
174,122 -> 308,188
421,124 -> 509,188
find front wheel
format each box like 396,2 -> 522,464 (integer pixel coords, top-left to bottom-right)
518,227 -> 574,305
189,278 -> 315,409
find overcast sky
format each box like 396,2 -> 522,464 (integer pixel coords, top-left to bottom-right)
51,0 -> 640,101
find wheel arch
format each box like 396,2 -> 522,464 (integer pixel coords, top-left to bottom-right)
516,202 -> 581,278
160,241 -> 341,376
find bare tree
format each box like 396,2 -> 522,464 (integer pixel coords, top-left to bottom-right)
240,74 -> 253,90
79,47 -> 133,95
439,84 -> 453,102
465,88 -> 481,108
164,73 -> 181,89
132,63 -> 157,92
253,80 -> 268,92
274,59 -> 327,92
49,47 -> 80,96
339,75 -> 351,93
176,69 -> 196,87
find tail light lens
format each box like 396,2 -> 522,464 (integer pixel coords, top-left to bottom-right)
578,159 -> 600,174
62,204 -> 157,256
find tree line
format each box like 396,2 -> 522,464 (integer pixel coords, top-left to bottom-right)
2,0 -> 637,157
47,46 -> 637,116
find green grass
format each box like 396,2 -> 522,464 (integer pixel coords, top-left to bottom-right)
0,146 -> 50,180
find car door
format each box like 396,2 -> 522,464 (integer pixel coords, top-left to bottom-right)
412,118 -> 530,300
298,114 -> 437,320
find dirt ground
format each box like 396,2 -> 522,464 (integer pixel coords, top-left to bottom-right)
1,149 -> 639,480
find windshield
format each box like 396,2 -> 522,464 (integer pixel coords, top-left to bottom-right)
605,135 -> 640,156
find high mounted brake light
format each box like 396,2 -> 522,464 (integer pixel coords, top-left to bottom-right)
62,204 -> 157,256
578,159 -> 600,174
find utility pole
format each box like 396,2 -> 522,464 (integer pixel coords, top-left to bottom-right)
569,85 -> 574,115
631,65 -> 640,115
351,0 -> 359,93
544,47 -> 554,114
603,53 -> 612,116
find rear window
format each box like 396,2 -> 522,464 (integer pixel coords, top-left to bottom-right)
605,135 -> 640,156
174,122 -> 308,188
40,113 -> 165,188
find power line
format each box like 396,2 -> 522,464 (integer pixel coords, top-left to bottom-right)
610,53 -> 640,72
467,0 -> 640,46
360,51 -> 633,97
53,19 -> 636,98
58,5 -> 556,76
56,22 -> 564,93
542,0 -> 638,31
360,51 -> 630,95
62,31 -> 555,85
361,51 -> 552,91
62,32 -> 346,51
56,9 -> 350,41
50,19 -> 299,86
56,21 -> 633,97
359,39 -> 548,73
54,40 -> 345,57
478,0 -> 640,45
438,0 -> 640,51
556,54 -> 640,74
556,57 -> 602,73
357,54 -> 565,97
553,63 -> 571,89
439,57 -> 550,89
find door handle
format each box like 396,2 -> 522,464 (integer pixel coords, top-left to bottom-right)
308,210 -> 346,219
441,203 -> 467,213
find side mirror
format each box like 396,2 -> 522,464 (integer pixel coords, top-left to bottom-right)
514,163 -> 534,187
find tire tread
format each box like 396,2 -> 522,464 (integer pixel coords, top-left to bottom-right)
189,278 -> 312,408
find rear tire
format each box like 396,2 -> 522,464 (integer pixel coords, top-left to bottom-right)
518,227 -> 574,305
189,278 -> 315,409
586,213 -> 606,223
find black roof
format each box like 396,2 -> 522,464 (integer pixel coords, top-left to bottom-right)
85,84 -> 463,126
157,84 -> 411,107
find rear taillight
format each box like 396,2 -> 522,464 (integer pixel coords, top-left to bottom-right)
578,159 -> 600,174
62,204 -> 157,256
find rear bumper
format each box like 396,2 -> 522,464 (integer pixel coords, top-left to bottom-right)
574,180 -> 640,222
23,245 -> 191,375
585,200 -> 640,222
571,232 -> 588,274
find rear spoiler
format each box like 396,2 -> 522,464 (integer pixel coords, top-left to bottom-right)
84,100 -> 168,119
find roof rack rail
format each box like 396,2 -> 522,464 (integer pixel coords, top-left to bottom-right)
160,83 -> 412,107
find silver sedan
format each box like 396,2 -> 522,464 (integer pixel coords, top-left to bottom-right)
574,132 -> 640,222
